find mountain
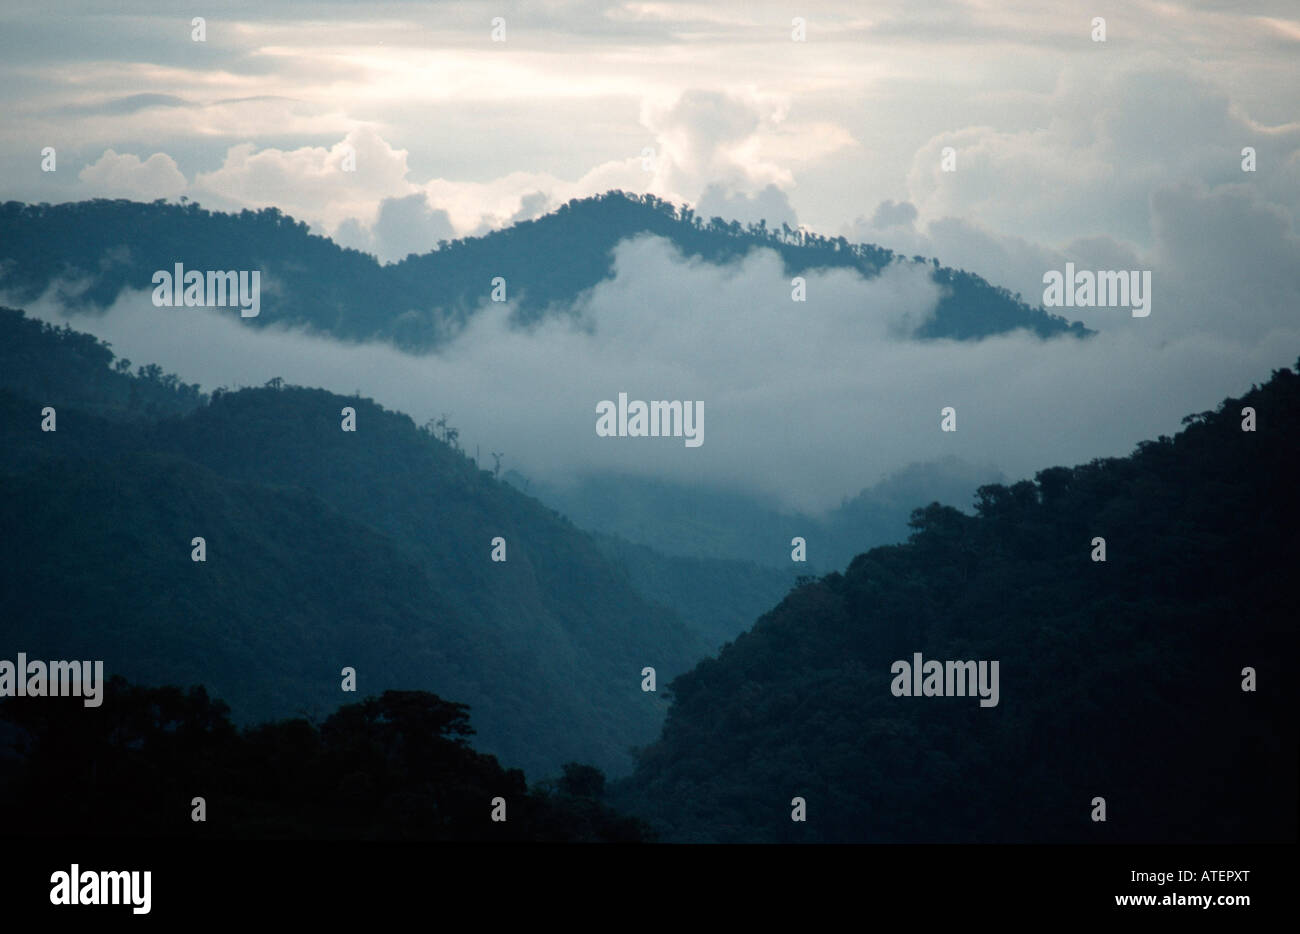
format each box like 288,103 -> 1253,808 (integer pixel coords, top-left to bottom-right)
614,362 -> 1299,842
0,195 -> 1083,586
529,457 -> 1003,572
817,457 -> 1006,568
587,532 -> 801,652
0,193 -> 1090,351
0,307 -> 707,778
525,473 -> 814,569
0,305 -> 205,419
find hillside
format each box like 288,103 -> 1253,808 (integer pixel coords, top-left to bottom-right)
0,306 -> 205,419
0,308 -> 706,778
589,532 -> 801,651
615,362 -> 1300,842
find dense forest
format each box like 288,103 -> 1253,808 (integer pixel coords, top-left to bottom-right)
0,679 -> 647,841
614,362 -> 1299,842
0,193 -> 1089,350
0,307 -> 712,778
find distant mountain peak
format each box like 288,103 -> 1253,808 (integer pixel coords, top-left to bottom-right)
1,193 -> 1091,351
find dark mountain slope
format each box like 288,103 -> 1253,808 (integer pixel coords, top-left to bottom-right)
150,384 -> 709,703
588,531 -> 801,652
0,451 -> 479,724
0,309 -> 705,778
0,306 -> 204,418
615,363 -> 1299,842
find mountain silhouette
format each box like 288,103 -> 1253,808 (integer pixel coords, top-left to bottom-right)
0,192 -> 1090,350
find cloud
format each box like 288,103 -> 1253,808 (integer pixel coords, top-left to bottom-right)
642,88 -> 796,198
509,191 -> 552,225
78,149 -> 188,200
869,199 -> 917,229
174,85 -> 820,255
848,205 -> 1141,309
62,93 -> 194,117
3,0 -> 1297,253
15,228 -> 1299,516
697,183 -> 797,229
850,180 -> 1300,340
104,58 -> 1290,277
9,4 -> 1300,518
191,127 -> 416,231
1146,181 -> 1300,341
904,65 -> 1300,248
332,193 -> 457,262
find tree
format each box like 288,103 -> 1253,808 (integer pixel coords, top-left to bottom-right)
558,763 -> 605,799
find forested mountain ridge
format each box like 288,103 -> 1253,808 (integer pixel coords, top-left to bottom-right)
0,306 -> 205,419
0,307 -> 707,778
0,192 -> 1090,350
615,362 -> 1299,842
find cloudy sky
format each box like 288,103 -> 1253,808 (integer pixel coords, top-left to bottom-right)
4,1 -> 1297,257
4,0 -> 1299,512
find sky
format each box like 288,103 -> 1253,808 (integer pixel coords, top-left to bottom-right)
4,1 -> 1297,256
3,0 -> 1299,512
